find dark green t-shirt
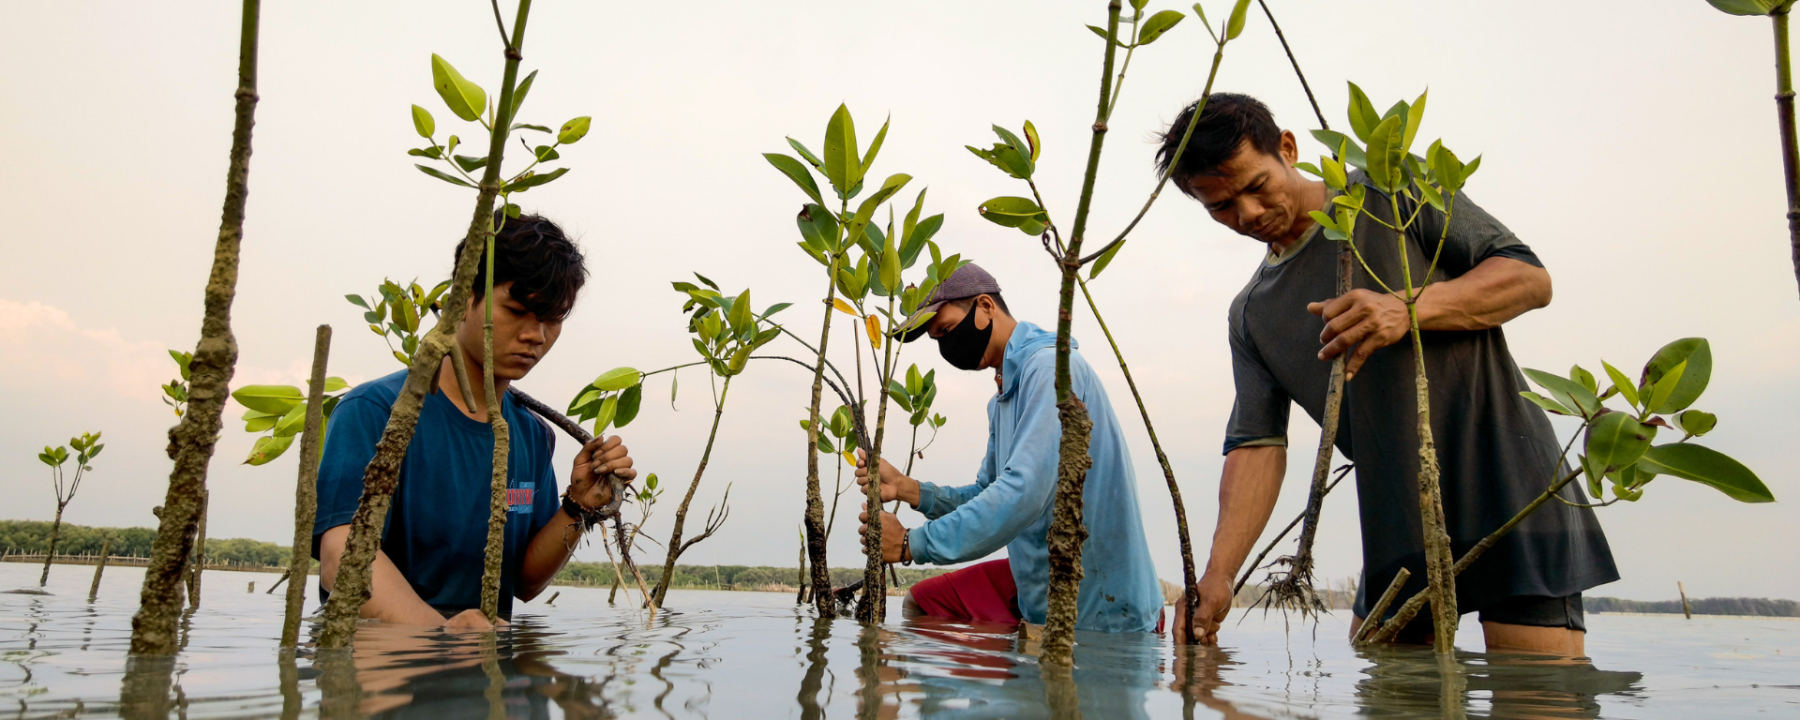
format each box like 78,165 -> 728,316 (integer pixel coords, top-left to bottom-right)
1223,172 -> 1618,617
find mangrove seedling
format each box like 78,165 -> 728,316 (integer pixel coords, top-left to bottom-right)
160,351 -> 191,417
129,0 -> 259,656
1298,81 -> 1483,652
967,0 -> 1251,663
763,104 -> 939,616
35,432 -> 102,587
345,278 -> 451,366
1362,337 -> 1775,643
230,376 -> 349,466
1702,0 -> 1800,296
282,326 -> 332,647
320,0 -> 571,645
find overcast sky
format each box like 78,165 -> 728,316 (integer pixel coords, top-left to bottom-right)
2,0 -> 1794,603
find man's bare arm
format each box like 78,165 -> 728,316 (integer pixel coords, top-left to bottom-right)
317,524 -> 448,627
1308,257 -> 1552,379
1176,445 -> 1287,644
517,510 -> 583,602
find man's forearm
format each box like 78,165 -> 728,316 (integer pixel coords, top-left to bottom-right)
518,509 -> 583,601
1415,257 -> 1551,332
318,525 -> 445,626
1203,446 -> 1288,580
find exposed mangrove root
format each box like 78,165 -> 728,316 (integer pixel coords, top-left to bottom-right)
317,0 -> 534,649
128,0 -> 259,657
282,325 -> 331,647
1233,465 -> 1353,597
1413,356 -> 1458,653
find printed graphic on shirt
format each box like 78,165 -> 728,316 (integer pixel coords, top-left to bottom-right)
507,481 -> 535,514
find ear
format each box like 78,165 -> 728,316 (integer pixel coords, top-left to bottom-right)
1278,130 -> 1299,167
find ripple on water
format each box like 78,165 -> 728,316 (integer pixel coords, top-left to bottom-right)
0,563 -> 1794,718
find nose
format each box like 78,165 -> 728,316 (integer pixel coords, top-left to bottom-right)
1235,197 -> 1266,229
519,321 -> 547,345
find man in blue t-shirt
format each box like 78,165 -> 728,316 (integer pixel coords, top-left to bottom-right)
314,215 -> 634,630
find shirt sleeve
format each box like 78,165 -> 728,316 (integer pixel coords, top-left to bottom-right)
311,395 -> 389,559
530,417 -> 560,533
909,362 -> 1060,566
1223,316 -> 1291,456
914,426 -> 998,519
1405,189 -> 1542,276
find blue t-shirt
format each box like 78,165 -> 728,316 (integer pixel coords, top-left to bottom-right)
312,370 -> 560,619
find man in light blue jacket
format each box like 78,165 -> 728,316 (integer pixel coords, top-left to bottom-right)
857,263 -> 1163,633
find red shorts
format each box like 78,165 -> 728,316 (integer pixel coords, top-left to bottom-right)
910,558 -> 1167,632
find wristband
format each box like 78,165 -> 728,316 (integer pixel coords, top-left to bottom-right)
900,529 -> 913,566
562,493 -> 604,532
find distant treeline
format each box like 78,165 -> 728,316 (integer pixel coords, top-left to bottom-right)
553,562 -> 950,591
1587,596 -> 1799,617
0,520 -> 295,567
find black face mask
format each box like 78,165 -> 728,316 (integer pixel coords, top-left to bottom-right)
936,304 -> 992,371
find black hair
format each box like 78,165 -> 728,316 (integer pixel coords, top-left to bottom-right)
950,292 -> 1010,316
1154,93 -> 1283,194
452,213 -> 587,323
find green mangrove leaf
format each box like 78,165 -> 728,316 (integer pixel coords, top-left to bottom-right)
1518,390 -> 1572,416
594,394 -> 619,433
1086,25 -> 1126,47
1645,360 -> 1688,416
1364,115 -> 1404,193
824,104 -> 858,196
615,384 -> 643,428
1225,0 -> 1252,41
1089,239 -> 1127,280
1636,442 -> 1774,502
430,54 -> 486,123
1676,409 -> 1718,437
1602,360 -> 1640,409
859,117 -> 890,190
1137,9 -> 1185,45
510,69 -> 537,119
504,167 -> 569,192
1523,368 -> 1601,417
766,153 -> 824,206
245,434 -> 295,466
1585,411 -> 1656,474
847,174 -> 912,241
454,154 -> 488,173
1570,364 -> 1598,396
978,196 -> 1044,228
273,403 -> 308,437
1346,82 -> 1380,143
1706,0 -> 1783,16
558,116 -> 592,144
593,367 -> 642,392
787,137 -> 824,170
233,385 -> 304,415
244,413 -> 279,433
1642,337 -> 1711,413
1310,129 -> 1368,171
1403,89 -> 1427,155
411,105 -> 435,138
416,164 -> 475,188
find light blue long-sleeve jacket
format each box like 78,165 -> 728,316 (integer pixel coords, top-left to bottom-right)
906,321 -> 1162,633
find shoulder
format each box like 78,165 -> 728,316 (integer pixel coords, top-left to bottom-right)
333,370 -> 410,421
504,392 -> 556,454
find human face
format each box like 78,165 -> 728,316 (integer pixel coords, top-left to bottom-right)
1184,131 -> 1318,250
922,295 -> 1000,371
459,281 -> 562,382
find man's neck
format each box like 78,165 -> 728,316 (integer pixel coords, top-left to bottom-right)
984,313 -> 1019,371
439,345 -> 508,421
1267,177 -> 1330,256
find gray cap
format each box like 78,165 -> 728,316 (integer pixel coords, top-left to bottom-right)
897,263 -> 1001,343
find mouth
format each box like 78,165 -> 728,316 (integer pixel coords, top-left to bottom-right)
509,353 -> 539,365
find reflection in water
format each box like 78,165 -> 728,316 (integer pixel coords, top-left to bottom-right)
3,569 -> 1788,719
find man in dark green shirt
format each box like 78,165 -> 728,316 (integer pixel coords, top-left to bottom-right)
1164,93 -> 1617,655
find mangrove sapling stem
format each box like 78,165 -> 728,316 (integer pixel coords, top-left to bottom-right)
187,490 -> 209,609
652,376 -> 734,606
282,325 -> 332,647
856,297 -> 902,623
1038,0 -> 1122,669
318,0 -> 533,649
478,220 -> 511,623
1775,8 -> 1800,297
802,260 -> 844,616
40,503 -> 63,587
1394,189 -> 1458,655
128,0 -> 259,657
88,540 -> 110,602
1233,465 -> 1352,596
1076,277 -> 1202,641
1350,567 -> 1409,645
1366,468 -> 1584,645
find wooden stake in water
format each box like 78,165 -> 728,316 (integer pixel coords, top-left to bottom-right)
546,591 -> 560,606
88,540 -> 110,602
283,325 -> 332,648
1679,581 -> 1692,620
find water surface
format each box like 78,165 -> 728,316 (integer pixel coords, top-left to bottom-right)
0,563 -> 1794,718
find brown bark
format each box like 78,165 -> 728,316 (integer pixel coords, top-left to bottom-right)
39,506 -> 63,587
652,377 -> 732,606
88,539 -> 111,602
479,319 -> 510,622
802,269 -> 840,615
185,490 -> 209,609
317,0 -> 533,648
1414,361 -> 1458,653
282,326 -> 331,647
127,0 -> 258,657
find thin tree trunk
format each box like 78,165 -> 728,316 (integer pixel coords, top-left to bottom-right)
317,0 -> 533,649
282,326 -> 331,647
88,540 -> 111,602
652,377 -> 732,606
478,231 -> 511,622
855,324 -> 897,624
1040,0 -> 1121,668
127,0 -> 259,657
39,506 -> 64,587
1409,311 -> 1457,653
803,265 -> 840,615
186,490 -> 209,610
1774,10 -> 1800,298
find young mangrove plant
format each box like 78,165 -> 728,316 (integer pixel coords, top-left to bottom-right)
230,376 -> 348,466
35,432 -> 102,587
1703,0 -> 1800,296
159,352 -> 191,417
345,278 -> 451,366
282,326 -> 332,647
763,105 -> 939,616
319,0 -> 578,645
129,0 -> 260,656
1299,82 -> 1481,652
967,0 -> 1252,664
1359,337 -> 1775,643
801,404 -> 863,545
